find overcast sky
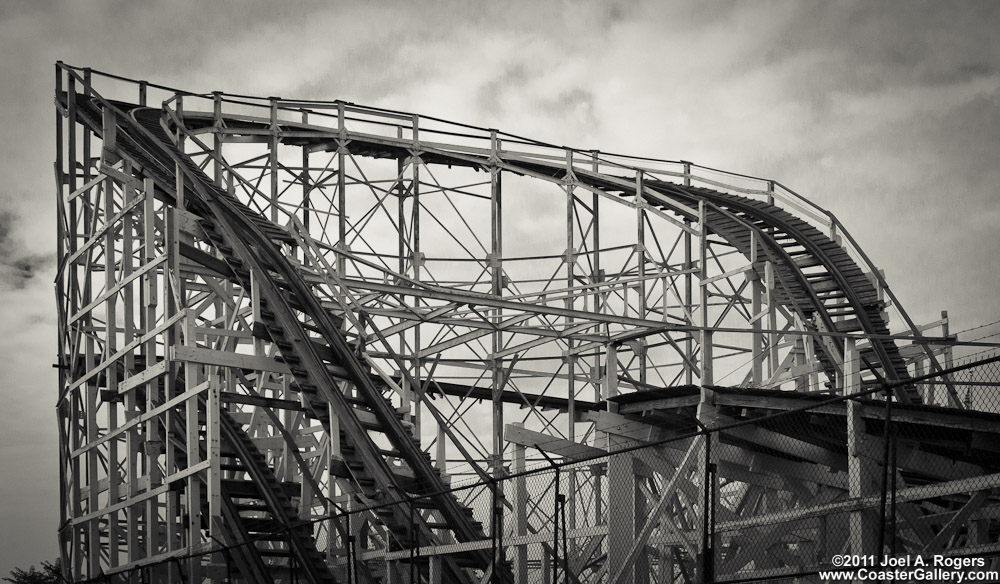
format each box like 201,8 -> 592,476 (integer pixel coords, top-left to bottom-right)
1,0 -> 999,574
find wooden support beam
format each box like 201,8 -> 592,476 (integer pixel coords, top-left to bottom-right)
170,345 -> 291,374
845,338 -> 880,555
921,490 -> 990,553
586,410 -> 849,488
607,454 -> 649,584
711,393 -> 1000,434
504,424 -> 605,461
609,440 -> 703,584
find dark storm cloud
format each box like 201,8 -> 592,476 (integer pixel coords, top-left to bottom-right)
0,210 -> 51,290
606,3 -> 625,24
2,255 -> 50,290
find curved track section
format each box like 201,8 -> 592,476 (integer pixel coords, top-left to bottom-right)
266,127 -> 914,399
647,182 -> 912,393
175,111 -> 913,398
501,157 -> 913,395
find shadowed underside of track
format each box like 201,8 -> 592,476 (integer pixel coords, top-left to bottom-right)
68,93 -> 503,584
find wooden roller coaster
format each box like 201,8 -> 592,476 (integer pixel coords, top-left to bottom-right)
55,63 -> 1000,583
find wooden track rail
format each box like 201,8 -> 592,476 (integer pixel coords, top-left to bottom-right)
125,98 -> 499,582
61,89 -> 503,582
174,106 -> 916,399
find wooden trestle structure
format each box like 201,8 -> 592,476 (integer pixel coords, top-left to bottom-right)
55,63 -> 1000,584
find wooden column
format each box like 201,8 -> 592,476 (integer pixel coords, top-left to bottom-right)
635,170 -> 648,385
511,423 -> 529,583
607,455 -> 649,584
565,151 -> 579,546
696,200 -> 719,582
750,231 -> 764,387
490,129 -> 506,571
336,102 -> 348,274
845,338 -> 880,556
268,97 -> 279,223
683,162 -> 694,385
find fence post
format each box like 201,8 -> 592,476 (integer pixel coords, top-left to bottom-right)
289,530 -> 297,584
347,534 -> 356,584
536,450 -> 562,584
890,429 -> 898,555
877,386 -> 893,560
512,425 -> 528,583
607,448 -> 648,582
410,498 -> 416,584
553,465 -> 561,584
704,431 -> 716,583
494,481 -> 506,584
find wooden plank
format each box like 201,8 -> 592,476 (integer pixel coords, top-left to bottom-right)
220,392 -> 303,411
68,255 -> 167,325
119,359 -> 168,393
717,414 -> 845,470
170,345 -> 291,374
64,173 -> 104,204
504,424 -> 605,460
70,460 -> 210,526
713,393 -> 1000,434
177,242 -> 235,278
360,524 -> 610,562
98,162 -> 144,191
617,394 -> 701,414
65,194 -> 147,267
72,381 -> 210,459
584,410 -> 678,443
701,264 -> 753,286
921,490 -> 990,553
717,471 -> 1000,533
66,310 -> 187,394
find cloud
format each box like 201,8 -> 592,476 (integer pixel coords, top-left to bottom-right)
477,61 -> 532,116
0,209 -> 52,291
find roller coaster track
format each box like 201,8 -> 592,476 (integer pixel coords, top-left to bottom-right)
63,88 -> 920,584
571,171 -> 915,400
162,397 -> 327,584
106,90 -> 919,400
57,67 -> 992,584
172,108 -> 915,400
116,349 -> 319,584
68,93 -> 503,583
654,183 -> 911,390
218,408 -> 339,584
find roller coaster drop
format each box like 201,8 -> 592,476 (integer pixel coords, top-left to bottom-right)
55,63 -> 1000,583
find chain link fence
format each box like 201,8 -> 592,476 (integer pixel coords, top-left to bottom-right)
67,353 -> 1000,584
